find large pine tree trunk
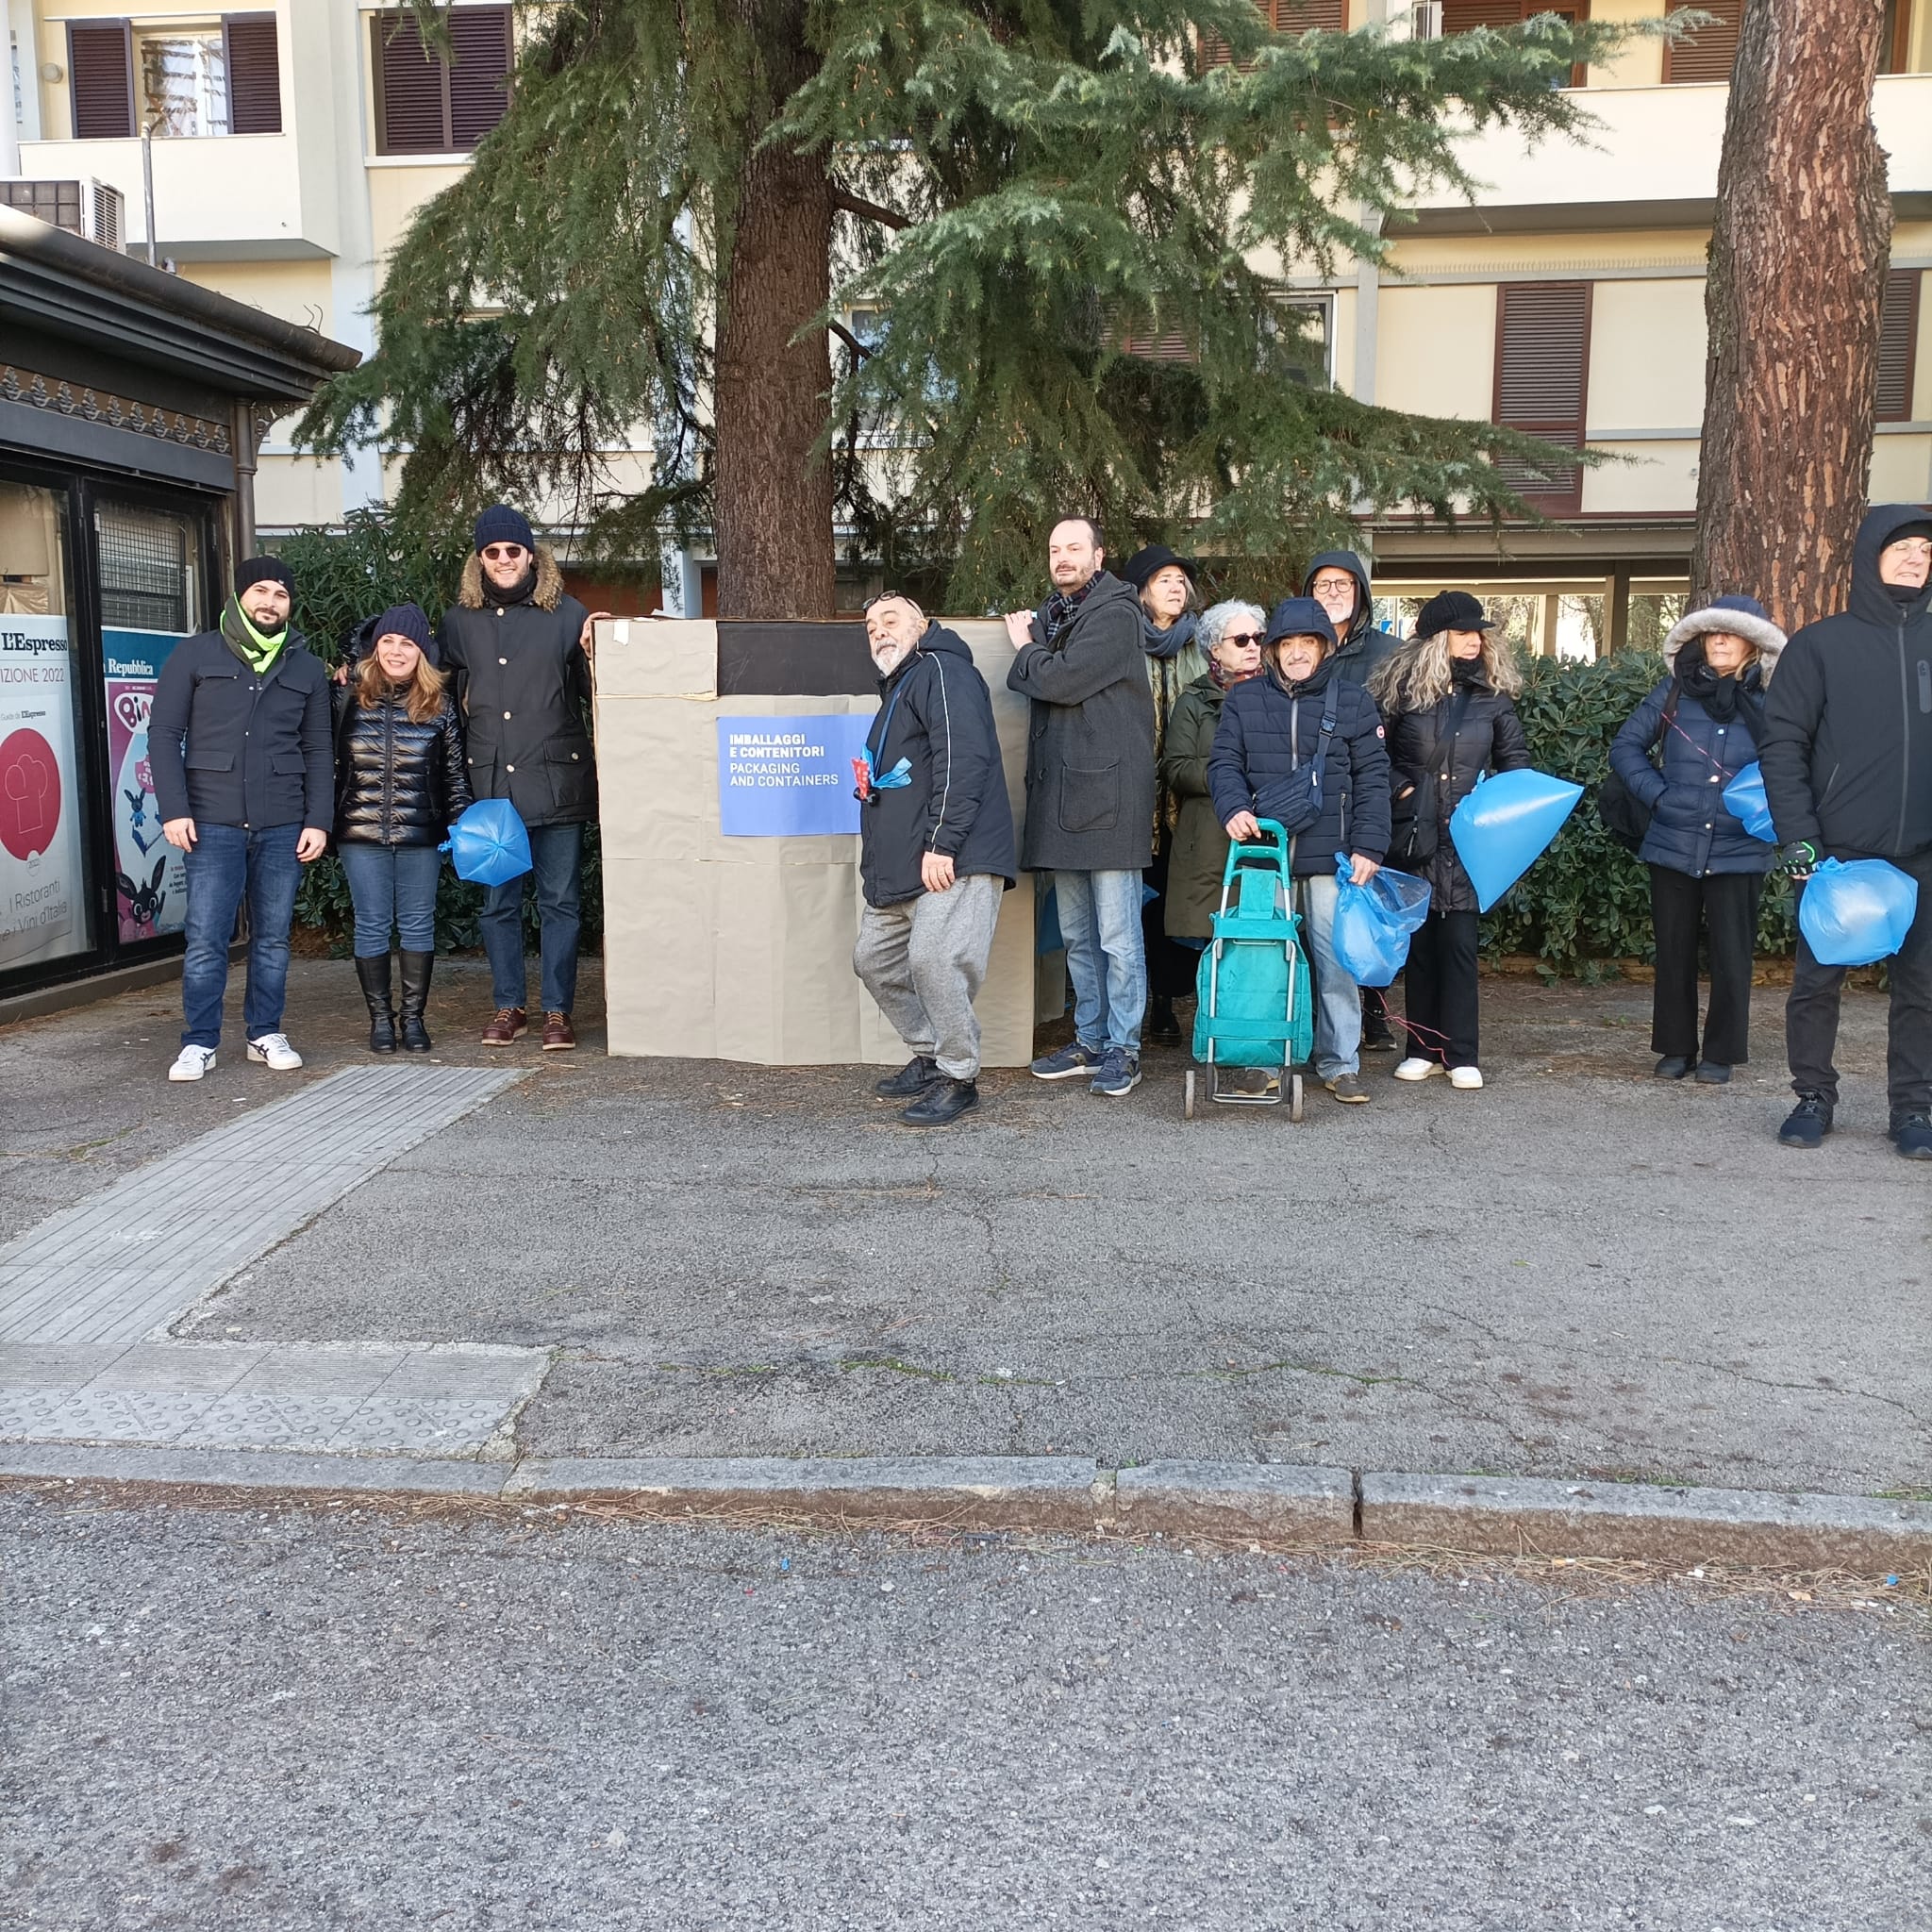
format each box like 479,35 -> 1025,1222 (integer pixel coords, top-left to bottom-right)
711,2 -> 836,620
1691,0 -> 1892,626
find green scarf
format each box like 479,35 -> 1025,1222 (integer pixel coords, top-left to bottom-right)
222,596 -> 289,675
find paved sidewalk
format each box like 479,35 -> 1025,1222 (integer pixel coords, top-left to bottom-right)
0,958 -> 1925,1497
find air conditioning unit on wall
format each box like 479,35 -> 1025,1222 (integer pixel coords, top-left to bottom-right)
0,176 -> 125,251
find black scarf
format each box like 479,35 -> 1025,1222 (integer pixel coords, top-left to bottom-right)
491,569 -> 538,608
1674,636 -> 1761,724
1450,658 -> 1489,691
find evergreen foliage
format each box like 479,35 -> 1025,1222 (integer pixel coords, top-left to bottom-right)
299,2 -> 1652,608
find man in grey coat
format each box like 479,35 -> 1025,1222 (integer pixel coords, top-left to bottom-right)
1005,518 -> 1157,1095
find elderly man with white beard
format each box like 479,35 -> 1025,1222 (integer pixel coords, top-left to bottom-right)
851,595 -> 1017,1125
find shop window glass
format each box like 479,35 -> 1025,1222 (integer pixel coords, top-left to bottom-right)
98,504 -> 205,945
0,483 -> 91,973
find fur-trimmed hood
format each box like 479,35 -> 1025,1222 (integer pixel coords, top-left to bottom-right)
458,542 -> 564,611
1662,595 -> 1787,677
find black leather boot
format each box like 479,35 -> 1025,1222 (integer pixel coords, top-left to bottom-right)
398,950 -> 434,1052
356,954 -> 397,1054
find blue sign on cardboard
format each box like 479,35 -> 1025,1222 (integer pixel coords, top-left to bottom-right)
717,713 -> 873,837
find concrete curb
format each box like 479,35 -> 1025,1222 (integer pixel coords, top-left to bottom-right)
4,1445 -> 1928,1573
505,1455 -> 1106,1530
1358,1472 -> 1932,1574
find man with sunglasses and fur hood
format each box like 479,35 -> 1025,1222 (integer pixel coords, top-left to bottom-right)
437,505 -> 605,1051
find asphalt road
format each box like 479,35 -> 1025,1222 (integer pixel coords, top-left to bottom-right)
3,961 -> 1926,1493
4,1490 -> 1924,1931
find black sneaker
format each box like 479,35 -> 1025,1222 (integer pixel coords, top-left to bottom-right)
1889,1113 -> 1932,1160
1777,1094 -> 1834,1148
1090,1048 -> 1142,1096
902,1077 -> 979,1126
1654,1055 -> 1693,1080
876,1055 -> 940,1100
1361,1021 -> 1399,1054
1031,1041 -> 1102,1081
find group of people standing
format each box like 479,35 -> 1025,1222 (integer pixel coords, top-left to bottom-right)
855,505 -> 1932,1160
148,505 -> 601,1081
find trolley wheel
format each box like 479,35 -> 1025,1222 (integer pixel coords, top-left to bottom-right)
1289,1073 -> 1305,1123
1184,1069 -> 1197,1120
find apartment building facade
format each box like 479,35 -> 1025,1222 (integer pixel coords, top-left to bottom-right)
5,0 -> 1930,648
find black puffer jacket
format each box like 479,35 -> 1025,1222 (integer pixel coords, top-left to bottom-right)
1384,675 -> 1530,914
1207,656 -> 1391,876
1760,502 -> 1932,860
332,684 -> 473,847
436,546 -> 595,828
859,624 -> 1017,908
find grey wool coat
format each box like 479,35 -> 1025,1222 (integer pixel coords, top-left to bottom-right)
1007,572 -> 1157,872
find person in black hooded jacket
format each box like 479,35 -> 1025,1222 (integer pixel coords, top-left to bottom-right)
853,596 -> 1017,1126
1759,503 -> 1932,1158
1304,547 -> 1400,1052
1208,596 -> 1391,1105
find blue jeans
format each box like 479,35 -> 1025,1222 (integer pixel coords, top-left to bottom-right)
179,822 -> 302,1049
1295,871 -> 1363,1080
481,821 -> 582,1014
1054,868 -> 1147,1056
339,843 -> 441,957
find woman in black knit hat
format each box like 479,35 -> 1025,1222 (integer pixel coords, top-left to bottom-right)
332,603 -> 471,1052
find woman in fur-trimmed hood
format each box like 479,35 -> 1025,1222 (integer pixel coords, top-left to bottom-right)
1609,592 -> 1788,1087
436,505 -> 602,1051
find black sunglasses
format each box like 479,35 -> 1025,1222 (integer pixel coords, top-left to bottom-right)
1221,630 -> 1264,647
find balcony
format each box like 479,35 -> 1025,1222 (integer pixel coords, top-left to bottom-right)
12,132 -> 338,262
1400,74 -> 1932,234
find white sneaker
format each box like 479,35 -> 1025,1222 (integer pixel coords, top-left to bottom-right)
168,1044 -> 217,1083
246,1032 -> 303,1072
1448,1065 -> 1484,1091
1392,1057 -> 1441,1082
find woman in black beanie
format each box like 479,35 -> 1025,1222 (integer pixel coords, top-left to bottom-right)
1370,591 -> 1529,1091
333,603 -> 471,1051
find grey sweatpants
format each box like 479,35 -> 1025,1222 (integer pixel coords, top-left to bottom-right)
854,873 -> 1004,1080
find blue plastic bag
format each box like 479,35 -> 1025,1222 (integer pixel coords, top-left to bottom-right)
442,798 -> 533,888
1721,761 -> 1777,842
1331,856 -> 1432,987
1449,769 -> 1585,913
1797,858 -> 1920,966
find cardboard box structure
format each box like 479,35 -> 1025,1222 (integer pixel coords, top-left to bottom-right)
593,617 -> 1053,1065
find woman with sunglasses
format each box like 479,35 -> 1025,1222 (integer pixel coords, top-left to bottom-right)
436,505 -> 608,1050
1158,600 -> 1266,949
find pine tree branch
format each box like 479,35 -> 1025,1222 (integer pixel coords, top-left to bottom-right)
829,319 -> 873,361
832,188 -> 910,231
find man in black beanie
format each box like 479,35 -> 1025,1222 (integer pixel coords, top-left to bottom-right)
1761,504 -> 1932,1158
438,505 -> 606,1049
148,556 -> 333,1081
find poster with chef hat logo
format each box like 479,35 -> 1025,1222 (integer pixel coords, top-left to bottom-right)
0,614 -> 82,971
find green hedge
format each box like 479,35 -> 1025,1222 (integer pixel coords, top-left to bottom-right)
1481,652 -> 1794,977
277,511 -> 604,955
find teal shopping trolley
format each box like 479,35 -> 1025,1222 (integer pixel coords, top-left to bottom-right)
1185,819 -> 1315,1122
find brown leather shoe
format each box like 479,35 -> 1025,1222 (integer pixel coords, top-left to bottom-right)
541,1010 -> 576,1051
481,1007 -> 526,1046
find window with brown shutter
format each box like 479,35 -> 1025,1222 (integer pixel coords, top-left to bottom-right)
1492,281 -> 1591,516
448,8 -> 513,148
68,20 -> 134,140
224,15 -> 282,134
1662,0 -> 1742,84
1442,3 -> 1589,86
1201,0 -> 1344,69
1877,270 -> 1921,424
374,6 -> 512,155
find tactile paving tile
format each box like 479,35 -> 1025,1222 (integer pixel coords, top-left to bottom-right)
0,1065 -> 521,1347
12,1390 -> 218,1444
